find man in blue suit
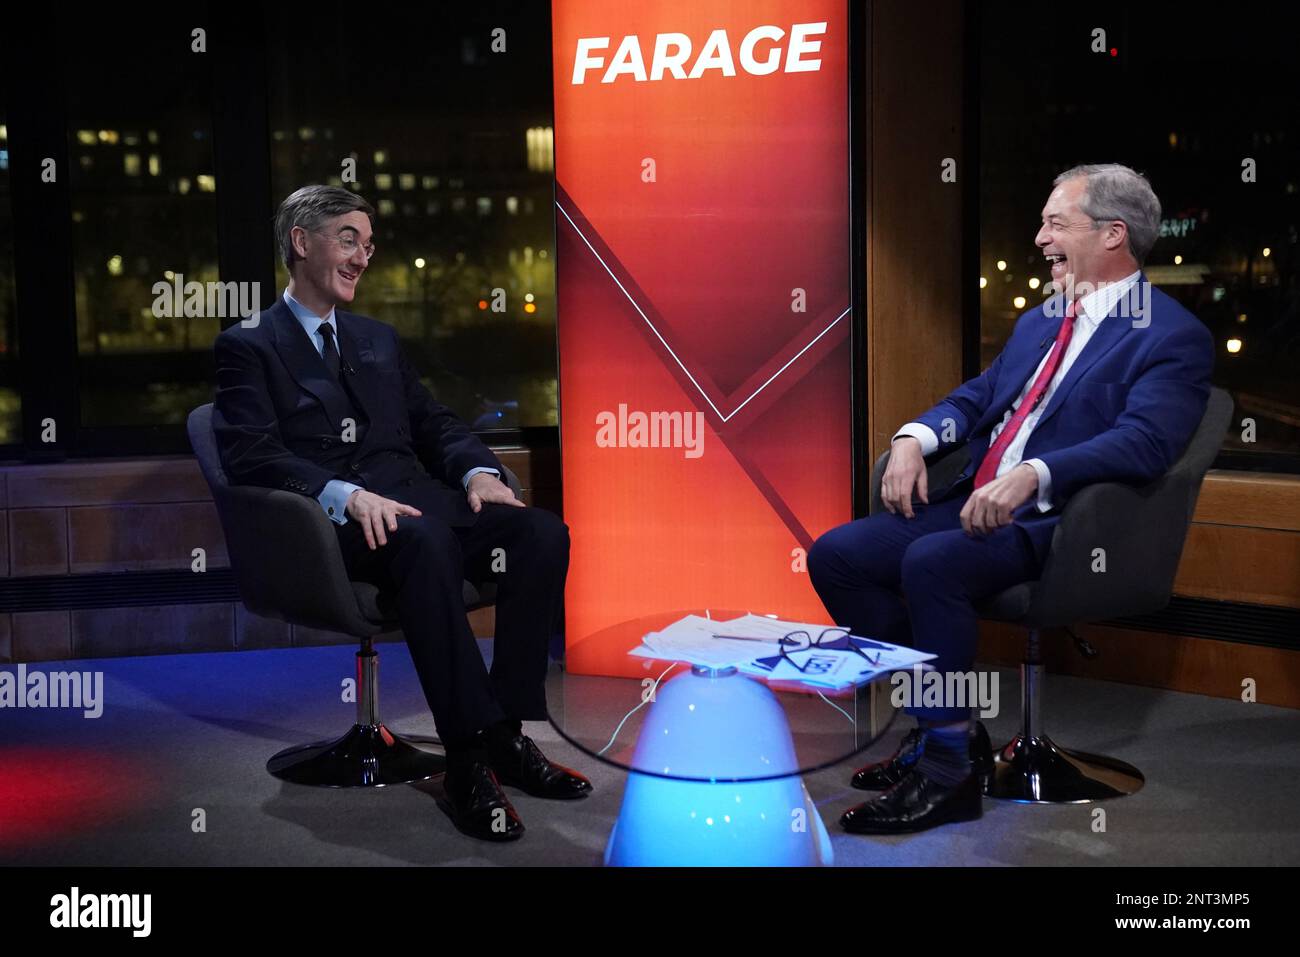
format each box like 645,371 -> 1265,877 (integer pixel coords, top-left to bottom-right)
809,164 -> 1214,834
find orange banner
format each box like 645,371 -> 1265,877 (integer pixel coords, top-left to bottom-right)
552,0 -> 852,676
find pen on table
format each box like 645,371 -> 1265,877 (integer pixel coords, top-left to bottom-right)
711,633 -> 782,643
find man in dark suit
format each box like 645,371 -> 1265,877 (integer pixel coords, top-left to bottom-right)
213,185 -> 590,842
809,164 -> 1214,834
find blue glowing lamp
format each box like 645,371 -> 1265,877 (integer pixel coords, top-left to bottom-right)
605,666 -> 833,867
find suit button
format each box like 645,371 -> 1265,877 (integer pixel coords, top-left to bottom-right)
350,463 -> 361,473
320,438 -> 331,449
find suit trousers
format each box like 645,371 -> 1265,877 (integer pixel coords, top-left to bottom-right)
334,477 -> 570,745
808,487 -> 1043,722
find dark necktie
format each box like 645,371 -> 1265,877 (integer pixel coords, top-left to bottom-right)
317,320 -> 367,427
973,299 -> 1078,489
317,320 -> 343,383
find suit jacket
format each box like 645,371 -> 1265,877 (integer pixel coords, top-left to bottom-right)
913,275 -> 1214,560
212,297 -> 502,526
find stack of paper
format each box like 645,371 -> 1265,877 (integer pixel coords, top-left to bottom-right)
631,612 -> 936,690
638,614 -> 754,668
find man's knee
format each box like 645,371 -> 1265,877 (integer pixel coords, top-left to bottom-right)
538,509 -> 569,561
807,528 -> 846,588
528,507 -> 569,557
900,533 -> 955,594
809,517 -> 895,588
493,504 -> 568,558
400,513 -> 461,557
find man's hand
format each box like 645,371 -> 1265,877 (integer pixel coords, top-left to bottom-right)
882,436 -> 928,518
467,472 -> 525,513
345,490 -> 423,550
959,463 -> 1038,537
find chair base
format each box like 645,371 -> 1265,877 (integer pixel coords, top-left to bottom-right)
985,733 -> 1144,803
267,723 -> 446,788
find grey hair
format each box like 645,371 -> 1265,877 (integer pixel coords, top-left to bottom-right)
275,185 -> 376,270
1053,163 -> 1162,265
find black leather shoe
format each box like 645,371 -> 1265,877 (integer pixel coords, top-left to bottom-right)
840,769 -> 983,834
851,721 -> 996,791
488,734 -> 593,800
851,726 -> 925,790
439,761 -> 524,842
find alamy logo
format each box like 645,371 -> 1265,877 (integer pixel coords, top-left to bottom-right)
890,666 -> 999,718
595,404 -> 704,459
0,665 -> 104,718
50,887 -> 151,937
151,273 -> 261,324
1044,277 -> 1152,328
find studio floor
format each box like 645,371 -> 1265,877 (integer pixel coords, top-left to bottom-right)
2,640 -> 1297,867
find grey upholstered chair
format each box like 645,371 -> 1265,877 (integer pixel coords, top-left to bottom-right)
869,387 -> 1233,803
187,402 -> 522,788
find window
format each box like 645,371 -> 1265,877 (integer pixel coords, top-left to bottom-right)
265,2 -> 558,429
980,6 -> 1299,467
66,8 -> 220,429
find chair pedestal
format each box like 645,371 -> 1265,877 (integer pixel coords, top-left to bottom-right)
987,733 -> 1145,803
985,632 -> 1144,803
268,640 -> 445,788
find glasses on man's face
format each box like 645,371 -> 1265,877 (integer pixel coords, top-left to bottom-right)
308,228 -> 376,262
777,627 -> 880,672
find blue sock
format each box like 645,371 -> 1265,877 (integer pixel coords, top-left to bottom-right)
915,724 -> 972,787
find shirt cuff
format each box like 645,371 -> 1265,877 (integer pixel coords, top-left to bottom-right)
318,479 -> 362,526
462,467 -> 499,491
892,422 -> 939,456
1024,458 -> 1053,512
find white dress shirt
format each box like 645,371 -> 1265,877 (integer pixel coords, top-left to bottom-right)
894,271 -> 1141,512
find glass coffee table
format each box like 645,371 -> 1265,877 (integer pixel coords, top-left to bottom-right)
547,610 -> 901,866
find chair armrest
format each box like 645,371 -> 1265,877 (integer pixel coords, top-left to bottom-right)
1028,472 -> 1195,626
223,466 -> 524,634
1027,387 -> 1230,626
869,445 -> 972,515
220,484 -> 383,636
499,464 -> 525,501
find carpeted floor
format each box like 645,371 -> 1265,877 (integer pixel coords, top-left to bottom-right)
2,640 -> 1296,866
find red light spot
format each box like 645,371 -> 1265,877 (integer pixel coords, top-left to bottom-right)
0,748 -> 149,849
1110,48 -> 1118,57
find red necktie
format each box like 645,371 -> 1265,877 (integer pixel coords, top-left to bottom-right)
973,299 -> 1078,489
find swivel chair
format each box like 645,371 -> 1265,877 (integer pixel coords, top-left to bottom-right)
187,402 -> 523,788
869,387 -> 1232,802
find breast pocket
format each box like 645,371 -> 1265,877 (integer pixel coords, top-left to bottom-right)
1075,381 -> 1130,423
